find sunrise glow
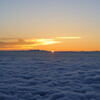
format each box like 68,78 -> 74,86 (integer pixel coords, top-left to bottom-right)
51,50 -> 55,53
0,0 -> 99,51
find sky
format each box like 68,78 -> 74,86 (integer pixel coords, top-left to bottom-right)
0,0 -> 100,51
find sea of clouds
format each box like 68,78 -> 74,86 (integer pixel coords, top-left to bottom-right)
0,51 -> 100,100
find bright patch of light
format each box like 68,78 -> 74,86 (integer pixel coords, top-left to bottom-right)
36,39 -> 59,45
51,50 -> 55,53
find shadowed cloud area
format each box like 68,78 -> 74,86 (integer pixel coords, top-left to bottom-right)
0,38 -> 35,49
0,39 -> 33,46
0,51 -> 100,100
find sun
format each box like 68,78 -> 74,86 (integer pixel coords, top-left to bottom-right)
51,50 -> 55,53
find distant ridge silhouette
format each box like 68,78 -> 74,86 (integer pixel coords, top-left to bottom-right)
0,49 -> 100,53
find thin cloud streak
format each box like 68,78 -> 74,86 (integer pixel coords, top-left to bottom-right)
56,37 -> 81,39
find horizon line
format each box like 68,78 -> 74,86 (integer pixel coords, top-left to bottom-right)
0,49 -> 100,52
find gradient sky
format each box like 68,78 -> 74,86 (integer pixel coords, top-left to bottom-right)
0,0 -> 100,51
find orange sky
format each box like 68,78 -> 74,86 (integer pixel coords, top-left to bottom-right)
0,0 -> 100,51
0,36 -> 100,51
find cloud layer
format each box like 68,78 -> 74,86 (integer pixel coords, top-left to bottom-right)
0,36 -> 80,50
